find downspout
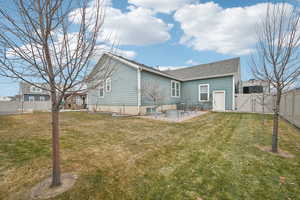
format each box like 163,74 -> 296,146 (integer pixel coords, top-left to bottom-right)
137,67 -> 141,114
232,75 -> 235,110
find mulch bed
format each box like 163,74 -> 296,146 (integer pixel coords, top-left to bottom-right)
30,173 -> 78,199
256,145 -> 295,158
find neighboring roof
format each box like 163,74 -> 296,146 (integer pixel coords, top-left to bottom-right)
164,57 -> 240,81
19,82 -> 50,95
242,79 -> 270,87
103,52 -> 240,81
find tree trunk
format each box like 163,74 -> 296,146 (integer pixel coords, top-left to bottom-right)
51,91 -> 61,187
272,91 -> 281,153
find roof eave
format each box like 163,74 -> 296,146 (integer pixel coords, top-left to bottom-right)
105,52 -> 182,81
181,73 -> 236,81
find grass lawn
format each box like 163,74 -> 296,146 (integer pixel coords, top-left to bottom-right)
0,112 -> 299,200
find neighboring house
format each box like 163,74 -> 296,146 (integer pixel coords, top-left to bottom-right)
63,92 -> 87,110
241,79 -> 270,94
19,82 -> 50,102
0,96 -> 12,101
87,52 -> 241,115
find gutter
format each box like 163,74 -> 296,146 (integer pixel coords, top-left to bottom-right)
137,67 -> 141,114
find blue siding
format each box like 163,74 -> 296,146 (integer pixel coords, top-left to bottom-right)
141,71 -> 182,106
88,60 -> 138,106
87,56 -> 234,111
181,76 -> 233,110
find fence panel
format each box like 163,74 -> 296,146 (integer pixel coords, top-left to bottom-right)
235,94 -> 274,114
23,101 -> 51,111
0,101 -> 21,114
0,101 -> 51,114
294,91 -> 300,128
280,90 -> 300,128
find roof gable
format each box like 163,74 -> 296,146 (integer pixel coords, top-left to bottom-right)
95,53 -> 240,82
164,58 -> 240,81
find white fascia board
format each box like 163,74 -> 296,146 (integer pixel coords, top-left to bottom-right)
182,73 -> 236,82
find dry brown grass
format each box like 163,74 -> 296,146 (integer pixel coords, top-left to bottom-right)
0,112 -> 299,200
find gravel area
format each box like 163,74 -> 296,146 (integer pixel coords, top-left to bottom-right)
140,111 -> 208,122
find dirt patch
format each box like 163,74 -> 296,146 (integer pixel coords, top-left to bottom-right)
30,173 -> 77,199
256,145 -> 295,158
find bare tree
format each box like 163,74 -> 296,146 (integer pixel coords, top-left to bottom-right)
0,0 -> 114,187
251,2 -> 300,153
141,80 -> 165,114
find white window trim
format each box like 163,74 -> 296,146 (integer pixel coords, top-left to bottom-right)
29,96 -> 35,102
105,78 -> 111,92
199,84 -> 210,102
40,96 -> 45,101
30,86 -> 42,93
99,81 -> 105,98
171,80 -> 181,98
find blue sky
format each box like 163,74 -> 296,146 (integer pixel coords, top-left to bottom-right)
0,0 -> 299,96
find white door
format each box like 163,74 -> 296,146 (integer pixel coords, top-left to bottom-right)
213,91 -> 225,111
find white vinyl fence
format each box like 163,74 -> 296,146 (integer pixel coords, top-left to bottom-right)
235,94 -> 274,114
280,90 -> 300,128
235,91 -> 300,128
0,101 -> 51,114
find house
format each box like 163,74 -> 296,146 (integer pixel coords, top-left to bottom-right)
19,82 -> 50,102
241,79 -> 270,94
0,96 -> 12,101
87,53 -> 241,115
63,92 -> 87,110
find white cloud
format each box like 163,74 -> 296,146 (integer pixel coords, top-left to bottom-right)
186,59 -> 198,65
102,6 -> 172,45
157,65 -> 187,71
174,2 -> 294,55
70,0 -> 172,46
128,0 -> 195,14
94,44 -> 136,59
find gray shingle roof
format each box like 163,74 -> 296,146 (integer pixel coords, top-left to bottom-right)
164,57 -> 240,81
104,53 -> 240,81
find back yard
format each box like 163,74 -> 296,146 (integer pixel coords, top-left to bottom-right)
0,112 -> 299,200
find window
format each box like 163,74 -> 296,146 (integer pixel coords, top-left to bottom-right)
199,84 -> 209,101
29,96 -> 35,102
40,96 -> 45,101
99,82 -> 104,98
75,96 -> 83,105
243,86 -> 263,94
171,80 -> 180,97
30,86 -> 42,93
106,78 -> 111,92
